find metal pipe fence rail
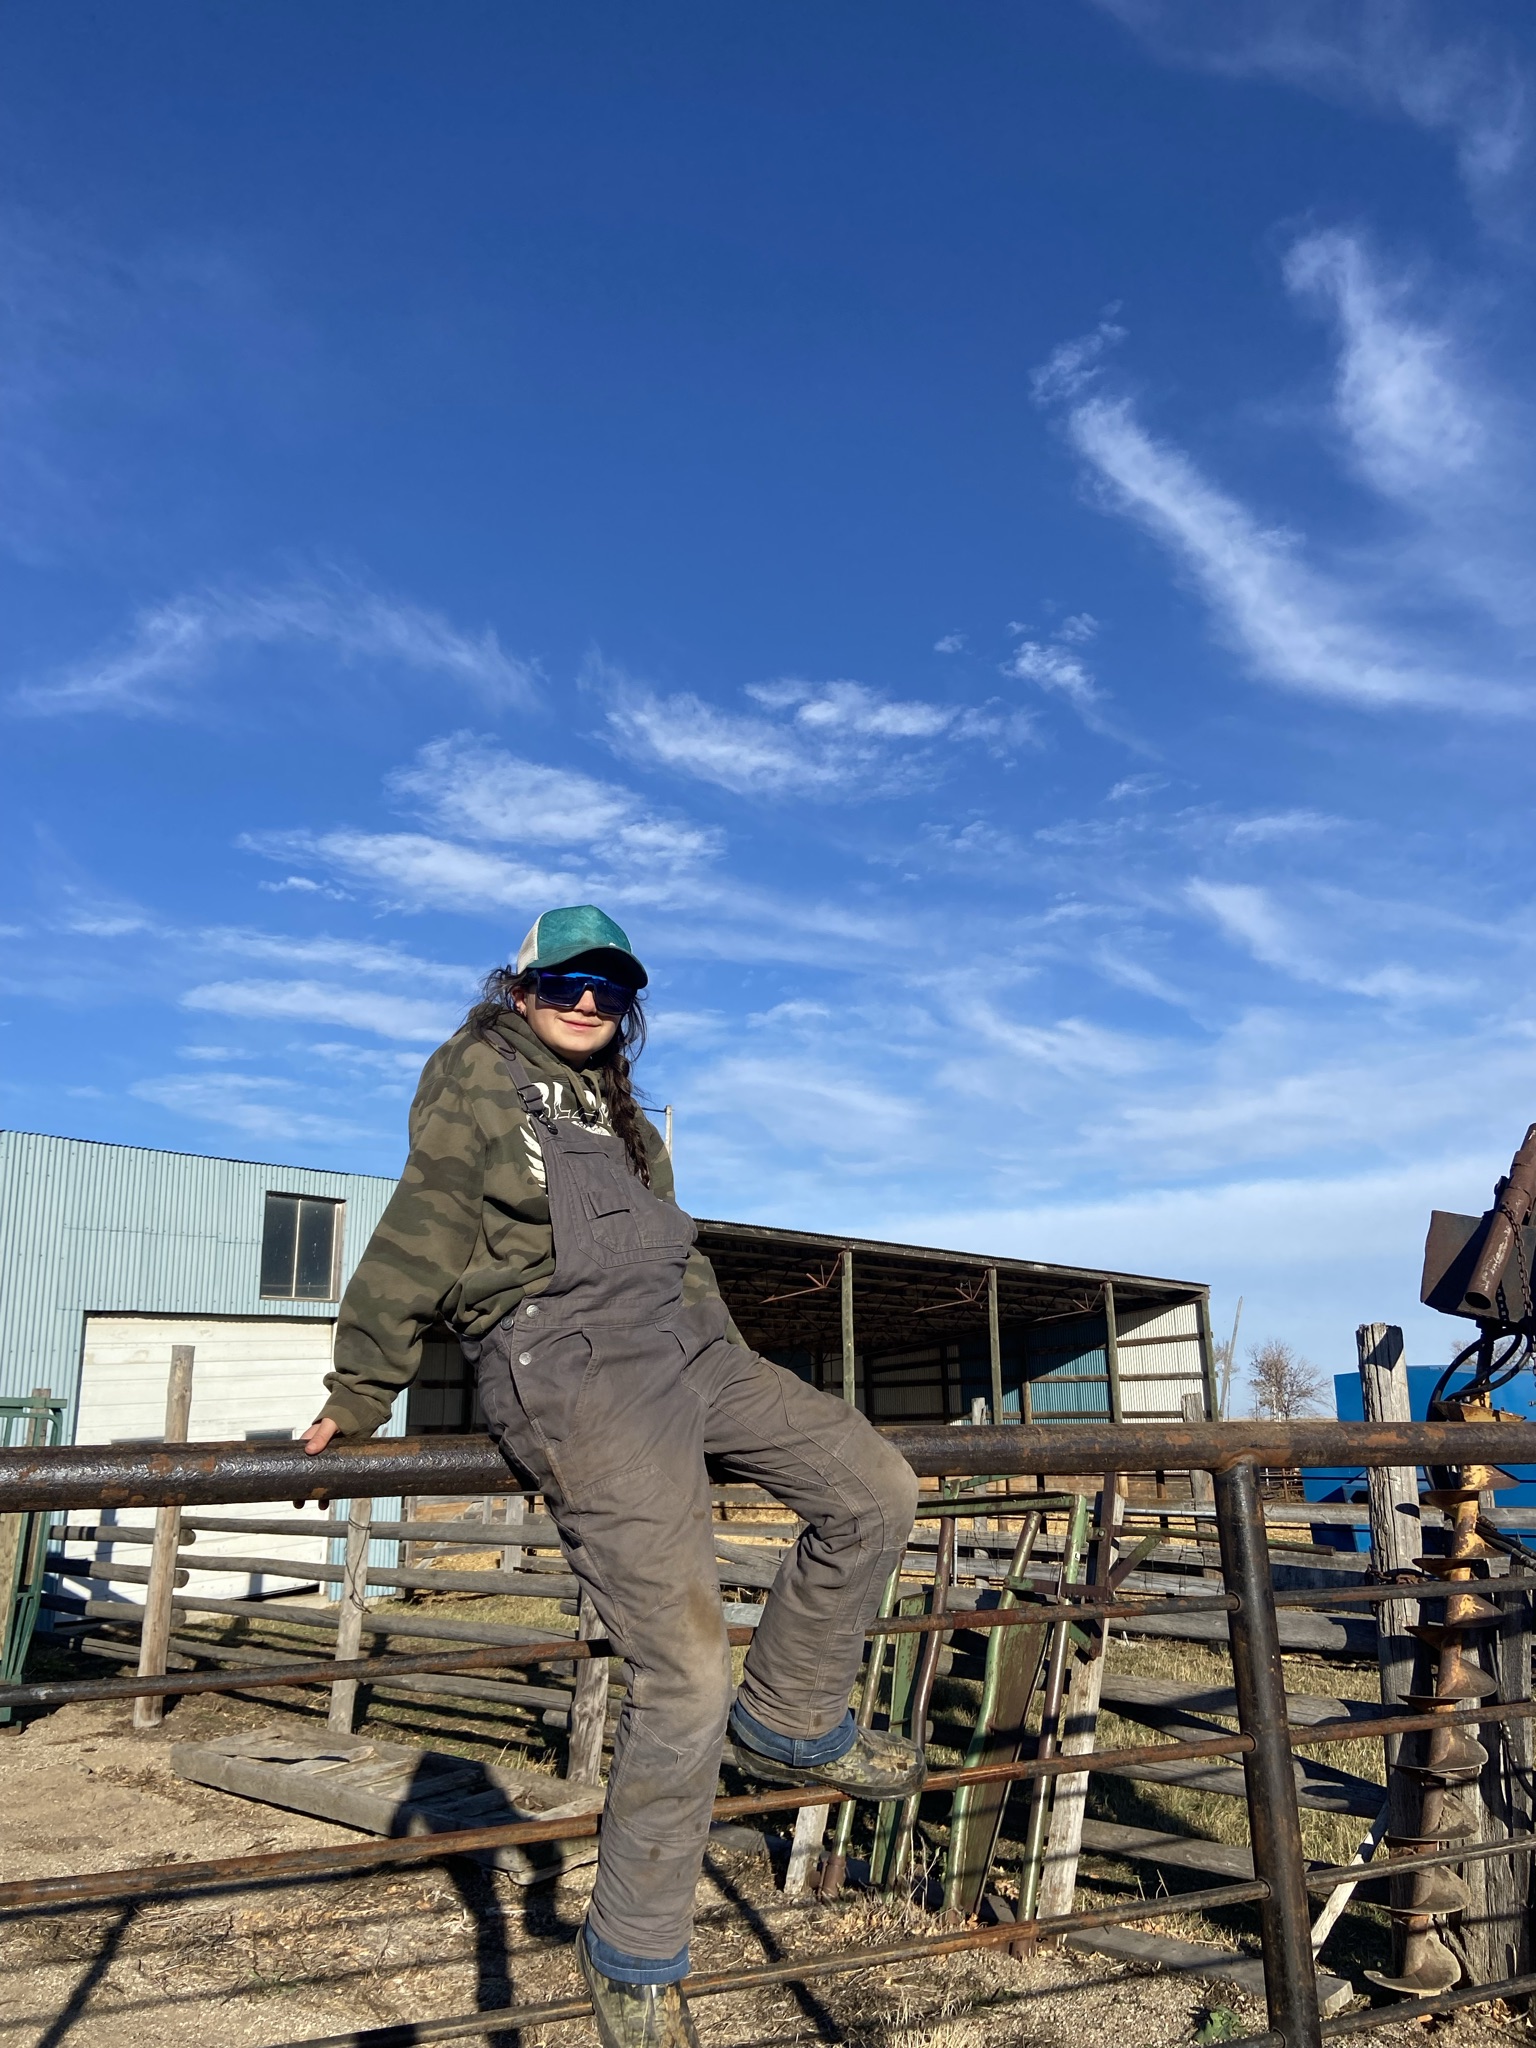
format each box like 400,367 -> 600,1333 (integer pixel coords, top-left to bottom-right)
4,1418 -> 1536,2048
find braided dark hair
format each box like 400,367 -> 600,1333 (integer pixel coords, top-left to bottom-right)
466,966 -> 654,1186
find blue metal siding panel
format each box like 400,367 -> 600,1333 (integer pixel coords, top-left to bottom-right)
0,1131 -> 397,1421
1025,1314 -> 1112,1422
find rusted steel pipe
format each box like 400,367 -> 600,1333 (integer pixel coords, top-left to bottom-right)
0,1595 -> 1237,1712
10,1420 -> 1536,1510
267,1880 -> 1273,2048
16,1566 -> 1536,1713
6,1703 -> 1534,1919
1216,1457 -> 1322,2048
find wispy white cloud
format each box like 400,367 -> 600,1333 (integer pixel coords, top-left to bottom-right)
304,1041 -> 427,1077
1090,0 -> 1530,220
934,632 -> 966,654
389,732 -> 720,867
1007,640 -> 1104,716
130,1072 -> 370,1145
11,571 -> 538,717
606,673 -> 1033,798
251,827 -> 582,916
181,978 -> 456,1042
1030,316 -> 1126,404
963,1004 -> 1156,1077
1284,229 -> 1487,500
259,875 -> 351,900
1224,809 -> 1340,846
1282,228 -> 1536,630
749,678 -> 954,740
1186,879 -> 1454,1002
202,927 -> 478,991
1064,390 -> 1526,713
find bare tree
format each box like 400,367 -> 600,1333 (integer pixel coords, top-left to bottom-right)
1248,1339 -> 1326,1421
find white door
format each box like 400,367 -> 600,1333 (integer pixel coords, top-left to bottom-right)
61,1315 -> 341,1604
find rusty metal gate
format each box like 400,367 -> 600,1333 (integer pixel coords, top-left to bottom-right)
3,1418 -> 1536,2048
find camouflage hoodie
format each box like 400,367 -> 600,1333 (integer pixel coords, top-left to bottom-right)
321,1008 -> 737,1437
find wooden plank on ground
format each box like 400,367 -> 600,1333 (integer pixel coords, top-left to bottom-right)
1078,1818 -> 1253,1880
1111,1609 -> 1376,1655
1098,1674 -> 1380,1727
1093,1755 -> 1381,1816
1067,1927 -> 1353,2016
172,1729 -> 604,1885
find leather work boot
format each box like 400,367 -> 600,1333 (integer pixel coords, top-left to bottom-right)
729,1721 -> 926,1799
578,1937 -> 701,2048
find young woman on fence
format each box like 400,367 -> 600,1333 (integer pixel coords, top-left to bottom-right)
300,903 -> 920,2048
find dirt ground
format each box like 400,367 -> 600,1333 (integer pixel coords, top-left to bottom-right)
1,1687 -> 1532,2048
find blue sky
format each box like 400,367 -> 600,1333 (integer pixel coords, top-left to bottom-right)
3,1 -> 1534,1400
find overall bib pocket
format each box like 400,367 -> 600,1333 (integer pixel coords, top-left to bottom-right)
580,1160 -> 696,1266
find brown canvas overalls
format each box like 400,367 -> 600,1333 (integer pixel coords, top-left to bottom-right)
466,1050 -> 917,1979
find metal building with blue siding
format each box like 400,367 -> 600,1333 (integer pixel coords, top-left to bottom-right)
0,1129 -> 397,1434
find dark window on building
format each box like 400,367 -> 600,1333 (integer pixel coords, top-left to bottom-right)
260,1194 -> 343,1300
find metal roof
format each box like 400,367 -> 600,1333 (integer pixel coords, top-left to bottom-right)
694,1217 -> 1204,1356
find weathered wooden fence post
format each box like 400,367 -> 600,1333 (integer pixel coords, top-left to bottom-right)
783,1800 -> 829,1898
133,1345 -> 194,1732
1036,1475 -> 1124,1918
566,1591 -> 607,1785
328,1497 -> 372,1733
501,1491 -> 526,1576
1357,1324 -> 1420,1723
1356,1320 -> 1421,1959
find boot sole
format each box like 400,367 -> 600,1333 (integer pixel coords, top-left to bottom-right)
724,1740 -> 927,1800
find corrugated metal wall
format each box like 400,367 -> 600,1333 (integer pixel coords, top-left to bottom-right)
1116,1300 -> 1207,1420
1025,1315 -> 1113,1421
0,1130 -> 397,1427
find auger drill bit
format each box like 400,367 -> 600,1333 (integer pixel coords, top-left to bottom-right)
1366,1397 -> 1514,1998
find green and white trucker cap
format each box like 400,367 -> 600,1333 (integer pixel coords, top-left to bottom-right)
515,905 -> 648,988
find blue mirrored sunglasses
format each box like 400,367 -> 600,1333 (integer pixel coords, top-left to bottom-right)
533,970 -> 637,1018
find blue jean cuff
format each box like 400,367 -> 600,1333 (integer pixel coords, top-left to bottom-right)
729,1700 -> 856,1767
584,1924 -> 690,1987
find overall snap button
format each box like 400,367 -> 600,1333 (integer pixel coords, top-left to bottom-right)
525,1302 -> 539,1316
518,1351 -> 532,1367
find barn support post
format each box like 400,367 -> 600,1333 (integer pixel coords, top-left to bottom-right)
987,1266 -> 1004,1426
1197,1290 -> 1221,1422
1102,1281 -> 1123,1425
327,1497 -> 373,1733
840,1250 -> 856,1407
134,1344 -> 195,1732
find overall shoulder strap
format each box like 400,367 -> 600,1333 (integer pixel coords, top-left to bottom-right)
481,1032 -> 558,1132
